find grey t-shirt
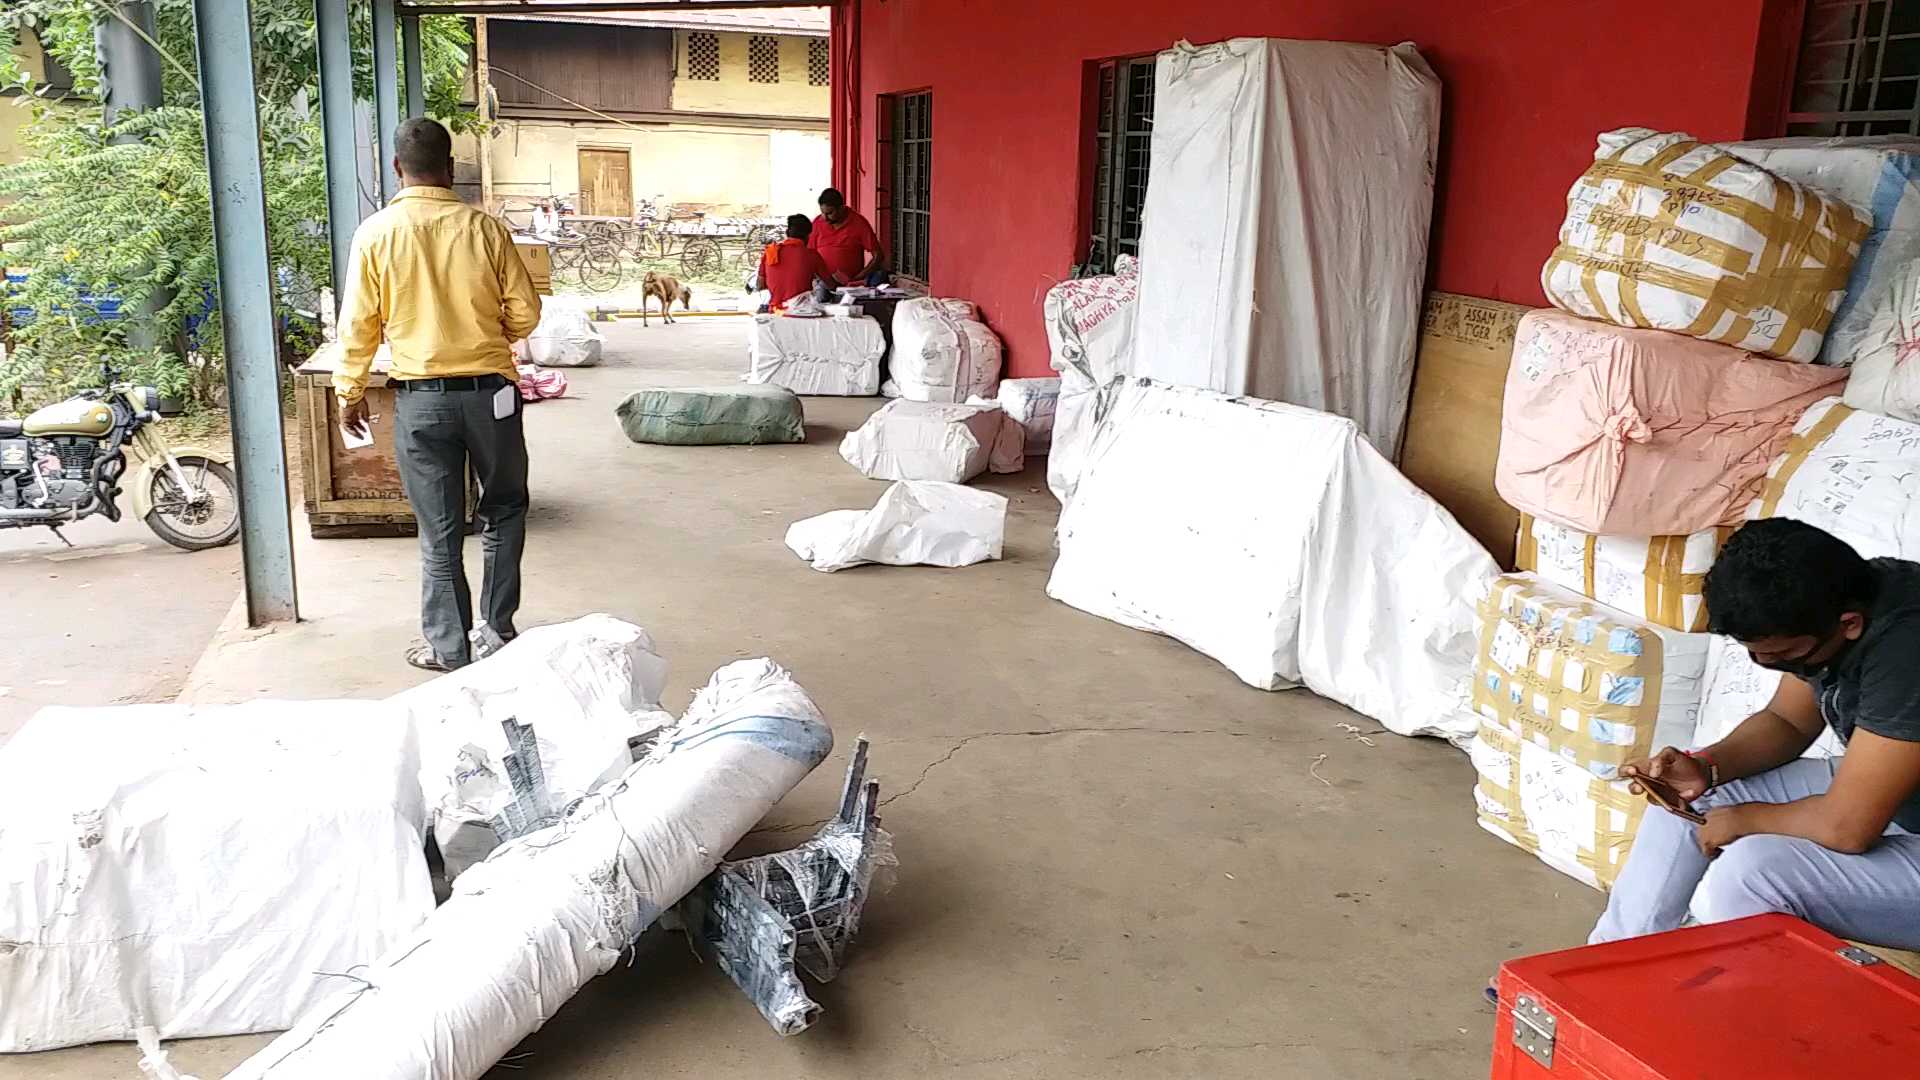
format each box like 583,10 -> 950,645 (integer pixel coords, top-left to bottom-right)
1809,557 -> 1920,831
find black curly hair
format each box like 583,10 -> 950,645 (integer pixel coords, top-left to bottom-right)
1705,518 -> 1877,640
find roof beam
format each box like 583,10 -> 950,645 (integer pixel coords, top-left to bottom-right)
398,1 -> 828,15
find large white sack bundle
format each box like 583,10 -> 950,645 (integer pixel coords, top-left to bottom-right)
1044,255 -> 1139,390
387,614 -> 671,879
746,313 -> 885,396
786,480 -> 1007,572
226,660 -> 834,1080
1843,259 -> 1920,422
1724,135 -> 1920,365
1047,379 -> 1498,741
997,376 -> 1061,453
1543,128 -> 1868,362
887,297 -> 1003,402
1694,398 -> 1920,754
1467,574 -> 1711,891
1132,39 -> 1439,459
522,297 -> 603,367
1046,381 -> 1100,506
0,701 -> 433,1052
839,398 -> 1022,482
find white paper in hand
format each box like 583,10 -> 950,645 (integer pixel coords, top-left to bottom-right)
340,422 -> 373,450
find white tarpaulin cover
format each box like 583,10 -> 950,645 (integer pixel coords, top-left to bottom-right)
0,701 -> 433,1052
1047,379 -> 1497,741
226,660 -> 834,1080
839,398 -> 1023,482
1725,135 -> 1920,365
997,377 -> 1061,454
887,298 -> 1003,402
786,480 -> 1007,572
521,298 -> 602,368
746,314 -> 885,396
1694,398 -> 1920,753
387,615 -> 672,879
1844,259 -> 1920,422
1130,38 -> 1439,460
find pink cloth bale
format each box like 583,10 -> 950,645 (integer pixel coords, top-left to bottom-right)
1495,310 -> 1847,536
517,364 -> 568,402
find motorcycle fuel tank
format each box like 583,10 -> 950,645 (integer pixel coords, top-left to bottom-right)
22,399 -> 113,437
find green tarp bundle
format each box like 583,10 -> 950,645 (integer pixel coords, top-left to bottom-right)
616,385 -> 807,446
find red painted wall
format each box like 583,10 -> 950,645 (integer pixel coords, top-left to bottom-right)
850,0 -> 1786,378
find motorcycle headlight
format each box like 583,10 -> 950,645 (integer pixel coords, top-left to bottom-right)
136,386 -> 161,415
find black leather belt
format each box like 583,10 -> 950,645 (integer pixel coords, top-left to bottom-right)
393,374 -> 510,392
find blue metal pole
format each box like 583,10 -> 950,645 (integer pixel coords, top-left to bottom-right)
372,0 -> 400,201
401,14 -> 426,118
314,0 -> 358,312
189,0 -> 299,625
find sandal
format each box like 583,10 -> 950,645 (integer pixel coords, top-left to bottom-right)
405,642 -> 454,673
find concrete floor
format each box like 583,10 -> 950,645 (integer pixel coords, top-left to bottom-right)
2,317 -> 1601,1079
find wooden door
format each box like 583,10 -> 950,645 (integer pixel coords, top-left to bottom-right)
578,148 -> 633,217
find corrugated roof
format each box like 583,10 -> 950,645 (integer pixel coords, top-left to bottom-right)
496,6 -> 828,37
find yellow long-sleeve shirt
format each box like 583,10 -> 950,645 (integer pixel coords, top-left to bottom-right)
332,186 -> 543,405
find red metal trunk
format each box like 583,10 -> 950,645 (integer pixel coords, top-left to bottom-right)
1491,915 -> 1920,1079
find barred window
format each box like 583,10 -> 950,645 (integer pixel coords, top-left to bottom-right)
749,35 -> 781,84
880,91 -> 933,283
1085,55 -> 1156,276
1787,1 -> 1920,135
686,32 -> 720,82
808,38 -> 830,87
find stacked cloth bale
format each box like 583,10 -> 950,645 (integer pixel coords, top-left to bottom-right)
1472,128 -> 1885,891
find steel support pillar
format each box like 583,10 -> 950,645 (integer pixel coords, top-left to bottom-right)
190,0 -> 299,625
314,0 -> 359,311
372,0 -> 401,200
401,14 -> 426,118
97,2 -> 171,354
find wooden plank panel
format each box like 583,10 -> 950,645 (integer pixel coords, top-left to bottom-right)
578,148 -> 633,218
489,20 -> 672,114
1399,291 -> 1533,569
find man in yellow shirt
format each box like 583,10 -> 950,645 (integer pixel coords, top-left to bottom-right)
335,118 -> 543,671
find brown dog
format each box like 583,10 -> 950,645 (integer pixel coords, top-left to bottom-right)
640,271 -> 693,326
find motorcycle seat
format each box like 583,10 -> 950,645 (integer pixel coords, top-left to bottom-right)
0,419 -> 21,437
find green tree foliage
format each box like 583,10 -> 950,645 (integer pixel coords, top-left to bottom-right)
0,2 -> 474,406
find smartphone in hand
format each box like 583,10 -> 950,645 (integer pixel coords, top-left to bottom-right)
1631,772 -> 1707,825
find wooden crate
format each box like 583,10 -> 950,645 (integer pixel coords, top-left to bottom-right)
514,239 -> 553,295
293,344 -> 473,538
1399,291 -> 1533,568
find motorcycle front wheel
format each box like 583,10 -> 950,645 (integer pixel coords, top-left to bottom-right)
146,456 -> 241,551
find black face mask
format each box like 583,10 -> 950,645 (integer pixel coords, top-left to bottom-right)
1752,632 -> 1854,679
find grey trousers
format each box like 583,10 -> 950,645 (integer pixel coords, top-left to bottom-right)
1591,756 -> 1920,950
392,375 -> 529,667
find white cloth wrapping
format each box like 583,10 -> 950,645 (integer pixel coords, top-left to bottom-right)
886,298 -> 1003,402
746,314 -> 885,396
522,298 -> 603,368
0,702 -> 433,1053
226,660 -> 834,1080
1694,398 -> 1920,754
786,480 -> 1007,572
1724,135 -> 1920,365
839,398 -> 1023,482
387,615 -> 672,881
1131,39 -> 1439,459
1047,379 -> 1498,742
1044,255 -> 1139,390
997,377 -> 1062,453
1844,259 -> 1920,422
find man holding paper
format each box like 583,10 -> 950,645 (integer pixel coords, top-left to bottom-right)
334,117 -> 543,671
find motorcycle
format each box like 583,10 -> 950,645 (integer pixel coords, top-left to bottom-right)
0,363 -> 240,550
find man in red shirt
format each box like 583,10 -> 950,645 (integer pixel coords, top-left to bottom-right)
759,214 -> 834,311
810,187 -> 885,286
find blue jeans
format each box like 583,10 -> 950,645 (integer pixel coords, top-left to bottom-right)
1591,757 -> 1920,949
